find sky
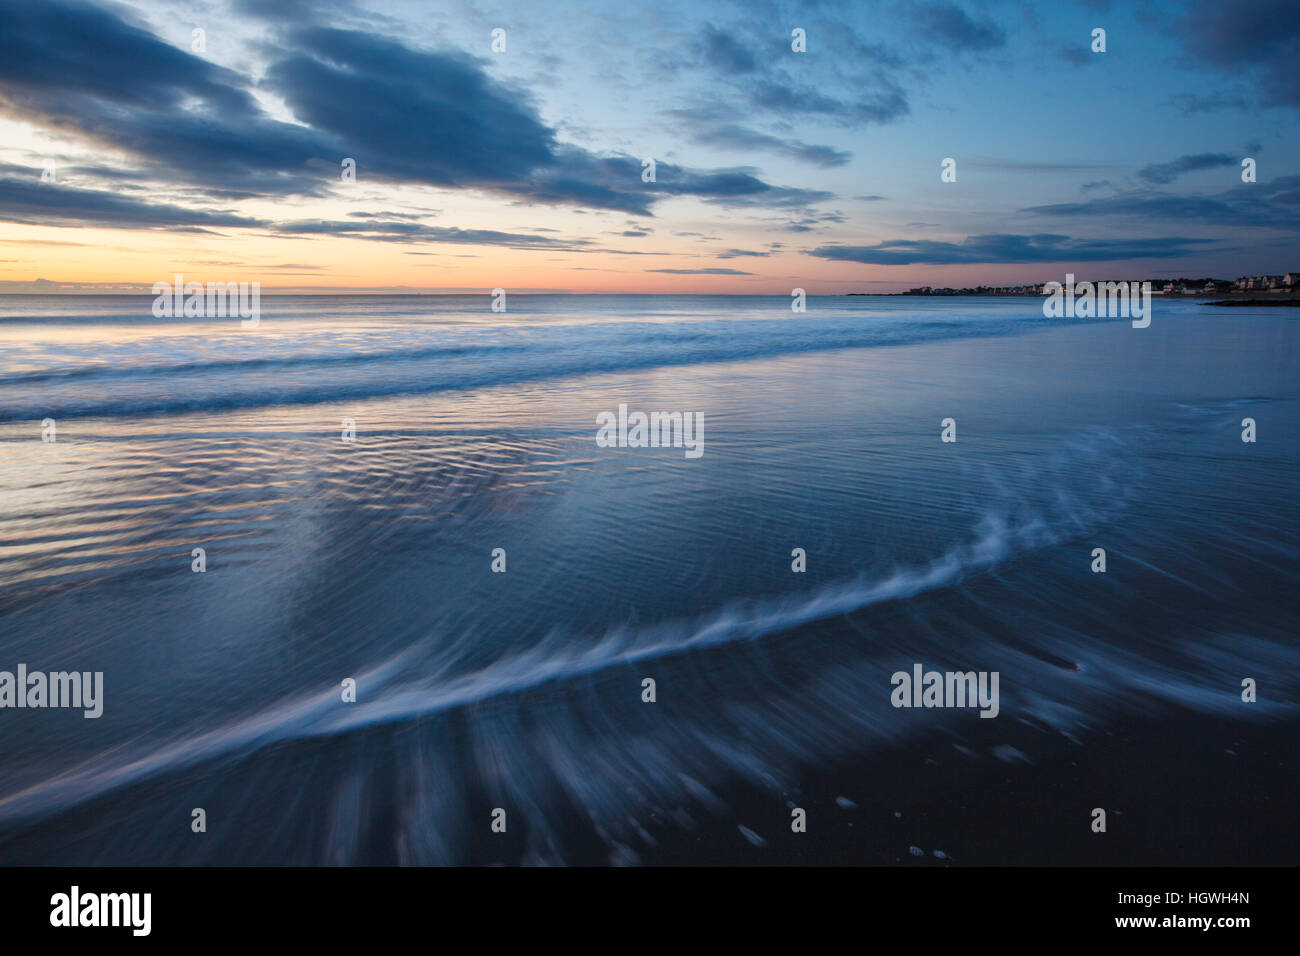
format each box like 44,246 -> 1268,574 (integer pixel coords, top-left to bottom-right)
0,0 -> 1297,293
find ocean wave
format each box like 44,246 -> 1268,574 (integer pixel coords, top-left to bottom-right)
0,342 -> 536,386
0,309 -> 1131,421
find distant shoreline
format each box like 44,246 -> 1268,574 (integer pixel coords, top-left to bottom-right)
850,290 -> 1300,300
1207,298 -> 1300,307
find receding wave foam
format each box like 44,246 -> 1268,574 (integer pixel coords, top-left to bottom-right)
0,507 -> 1057,824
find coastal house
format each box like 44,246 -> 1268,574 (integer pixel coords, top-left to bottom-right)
1248,275 -> 1285,290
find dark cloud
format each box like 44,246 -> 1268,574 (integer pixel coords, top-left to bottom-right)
810,234 -> 1219,265
1024,176 -> 1300,228
274,219 -> 674,256
0,1 -> 251,114
1137,153 -> 1238,185
648,268 -> 755,275
231,0 -> 357,19
1175,0 -> 1300,108
0,177 -> 268,231
698,24 -> 758,74
908,3 -> 1007,52
745,77 -> 908,125
692,178 -> 834,208
785,213 -> 843,230
347,211 -> 431,220
275,220 -> 591,248
665,20 -> 910,130
1026,194 -> 1249,223
0,1 -> 343,196
264,27 -> 559,188
682,122 -> 852,168
0,1 -> 826,225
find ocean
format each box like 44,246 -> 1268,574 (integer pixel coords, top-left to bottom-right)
0,294 -> 1296,864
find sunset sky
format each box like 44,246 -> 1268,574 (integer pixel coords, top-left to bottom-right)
1,0 -> 1297,293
